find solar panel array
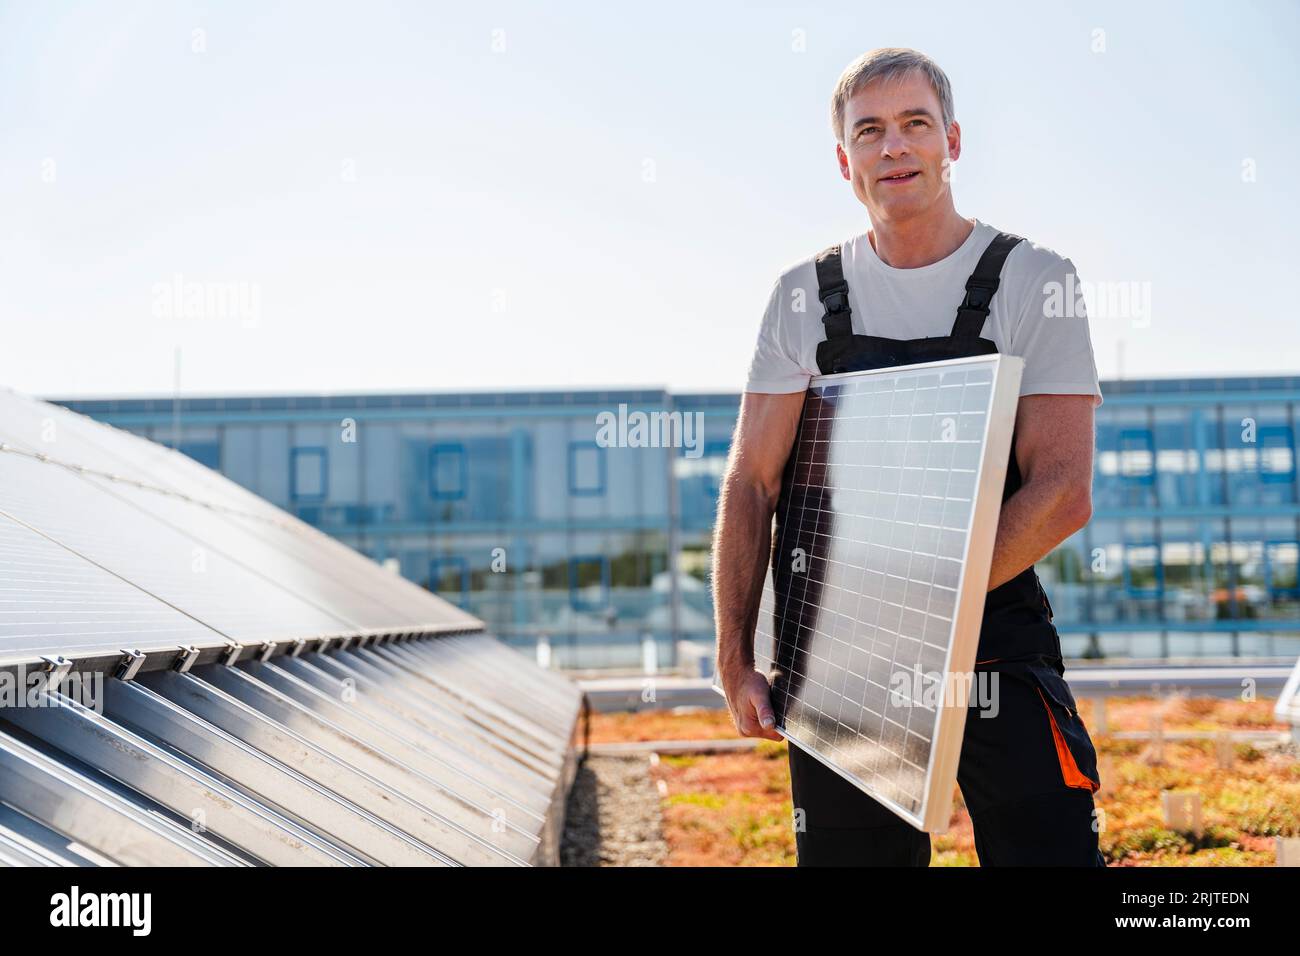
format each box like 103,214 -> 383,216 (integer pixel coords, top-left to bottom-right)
0,388 -> 581,865
724,355 -> 1023,832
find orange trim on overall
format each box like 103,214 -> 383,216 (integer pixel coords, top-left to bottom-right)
1035,686 -> 1100,793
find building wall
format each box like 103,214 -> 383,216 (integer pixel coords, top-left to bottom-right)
56,375 -> 1300,667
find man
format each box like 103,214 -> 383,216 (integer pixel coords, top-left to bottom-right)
713,48 -> 1106,866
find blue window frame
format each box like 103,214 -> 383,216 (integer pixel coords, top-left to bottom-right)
569,555 -> 609,610
429,557 -> 469,604
429,442 -> 467,500
1264,540 -> 1300,599
1122,538 -> 1164,598
289,447 -> 327,502
568,441 -> 606,496
1117,428 -> 1155,485
1258,425 -> 1296,484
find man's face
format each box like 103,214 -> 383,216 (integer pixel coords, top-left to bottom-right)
836,71 -> 961,223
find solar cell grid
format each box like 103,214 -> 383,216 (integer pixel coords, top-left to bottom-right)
730,355 -> 1023,830
0,451 -> 359,645
0,511 -> 220,663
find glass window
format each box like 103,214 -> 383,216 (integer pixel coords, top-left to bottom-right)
603,445 -> 651,519
290,447 -> 327,501
361,423 -> 399,525
1222,403 -> 1259,506
1119,524 -> 1164,622
1123,538 -> 1162,597
1094,407 -> 1155,508
1197,405 -> 1228,505
222,426 -> 259,493
1082,518 -> 1121,624
605,531 -> 669,630
1039,529 -> 1088,623
1084,518 -> 1161,622
1259,425 -> 1296,482
1266,539 -> 1300,614
568,441 -> 606,496
1256,405 -> 1296,505
531,420 -> 571,522
429,442 -> 467,500
327,432 -> 362,526
677,439 -> 731,530
1118,428 -> 1155,484
1153,406 -> 1200,507
1208,518 -> 1243,621
1160,518 -> 1214,622
256,426 -> 291,506
421,433 -> 520,524
1233,516 -> 1300,621
429,556 -> 469,605
1228,519 -> 1267,621
570,555 -> 610,610
507,427 -> 535,522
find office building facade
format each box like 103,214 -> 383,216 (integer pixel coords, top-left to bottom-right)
55,375 -> 1300,668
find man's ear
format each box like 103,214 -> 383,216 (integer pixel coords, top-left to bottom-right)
836,142 -> 851,181
947,120 -> 962,164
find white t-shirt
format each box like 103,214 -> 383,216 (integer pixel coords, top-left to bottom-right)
745,218 -> 1103,405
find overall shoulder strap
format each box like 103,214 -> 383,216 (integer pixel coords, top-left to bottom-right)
951,231 -> 1025,342
815,244 -> 853,340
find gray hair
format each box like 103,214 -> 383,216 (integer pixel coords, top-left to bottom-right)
830,48 -> 955,145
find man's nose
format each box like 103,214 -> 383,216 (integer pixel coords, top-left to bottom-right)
881,130 -> 909,160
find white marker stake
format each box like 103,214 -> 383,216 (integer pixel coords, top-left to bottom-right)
1161,790 -> 1203,838
1215,730 -> 1235,770
641,634 -> 657,675
1276,836 -> 1300,867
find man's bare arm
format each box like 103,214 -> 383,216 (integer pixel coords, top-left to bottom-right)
712,390 -> 804,740
986,393 -> 1096,591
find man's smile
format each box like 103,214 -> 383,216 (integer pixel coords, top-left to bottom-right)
878,169 -> 922,184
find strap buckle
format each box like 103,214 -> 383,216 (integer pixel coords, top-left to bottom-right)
963,275 -> 1000,313
822,290 -> 850,314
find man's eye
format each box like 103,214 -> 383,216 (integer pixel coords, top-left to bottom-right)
908,119 -> 927,127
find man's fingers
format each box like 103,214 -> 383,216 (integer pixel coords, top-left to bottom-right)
749,685 -> 780,732
722,673 -> 784,741
743,693 -> 784,741
738,716 -> 780,740
735,707 -> 762,738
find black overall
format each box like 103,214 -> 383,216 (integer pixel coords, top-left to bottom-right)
786,230 -> 1105,866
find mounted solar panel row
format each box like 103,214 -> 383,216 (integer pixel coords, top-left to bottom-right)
0,393 -> 480,668
0,389 -> 581,865
0,638 -> 580,866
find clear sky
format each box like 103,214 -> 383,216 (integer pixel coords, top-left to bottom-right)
3,0 -> 1297,399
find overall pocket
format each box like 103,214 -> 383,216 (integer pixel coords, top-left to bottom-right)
999,659 -> 1101,795
1028,664 -> 1100,794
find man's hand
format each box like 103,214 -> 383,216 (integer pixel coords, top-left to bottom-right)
720,665 -> 784,742
711,390 -> 804,743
